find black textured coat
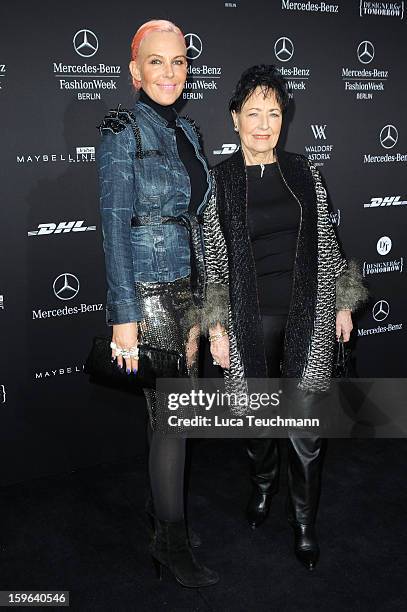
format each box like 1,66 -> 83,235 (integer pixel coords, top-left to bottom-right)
208,148 -> 350,388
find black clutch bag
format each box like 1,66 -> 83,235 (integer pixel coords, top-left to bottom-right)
84,336 -> 187,391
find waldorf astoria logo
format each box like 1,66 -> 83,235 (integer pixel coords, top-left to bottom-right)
359,1 -> 405,18
0,294 -> 4,310
0,385 -> 5,404
304,124 -> 334,167
274,36 -> 312,97
51,28 -> 121,101
183,32 -> 223,101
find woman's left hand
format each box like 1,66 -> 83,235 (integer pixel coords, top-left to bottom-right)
336,309 -> 353,342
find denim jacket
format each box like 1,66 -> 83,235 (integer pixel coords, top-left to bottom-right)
97,101 -> 211,325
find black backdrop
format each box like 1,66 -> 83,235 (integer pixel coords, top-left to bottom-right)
1,0 -> 406,486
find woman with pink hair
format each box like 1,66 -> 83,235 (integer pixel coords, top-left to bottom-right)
97,20 -> 222,587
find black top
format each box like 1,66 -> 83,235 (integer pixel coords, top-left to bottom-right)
247,162 -> 300,315
139,90 -> 207,213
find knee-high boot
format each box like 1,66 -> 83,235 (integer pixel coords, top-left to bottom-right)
286,433 -> 325,570
246,438 -> 280,528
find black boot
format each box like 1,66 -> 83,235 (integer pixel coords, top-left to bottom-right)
286,431 -> 325,571
289,519 -> 319,571
246,438 -> 280,528
150,518 -> 219,588
145,495 -> 202,548
246,490 -> 272,529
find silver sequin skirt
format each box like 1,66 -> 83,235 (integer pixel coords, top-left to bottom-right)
137,275 -> 200,430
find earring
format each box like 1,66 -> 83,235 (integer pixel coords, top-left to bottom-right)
234,125 -> 238,132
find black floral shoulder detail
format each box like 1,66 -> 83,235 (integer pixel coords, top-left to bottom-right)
97,105 -> 137,134
97,105 -> 152,159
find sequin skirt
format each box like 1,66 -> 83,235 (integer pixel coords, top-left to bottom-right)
137,276 -> 200,430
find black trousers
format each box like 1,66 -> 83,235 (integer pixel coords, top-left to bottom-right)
247,315 -> 325,525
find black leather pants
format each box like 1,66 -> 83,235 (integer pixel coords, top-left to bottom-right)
247,314 -> 325,525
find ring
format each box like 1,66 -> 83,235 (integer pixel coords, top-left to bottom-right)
213,360 -> 219,366
115,348 -> 123,357
110,341 -> 117,350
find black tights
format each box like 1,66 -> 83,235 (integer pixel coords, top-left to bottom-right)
147,423 -> 186,522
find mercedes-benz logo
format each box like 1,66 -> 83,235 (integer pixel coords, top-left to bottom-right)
357,40 -> 375,64
372,300 -> 390,322
73,29 -> 99,58
379,125 -> 398,149
184,33 -> 203,60
274,37 -> 294,62
53,273 -> 80,301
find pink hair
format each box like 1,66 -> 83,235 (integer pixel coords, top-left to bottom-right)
130,19 -> 185,90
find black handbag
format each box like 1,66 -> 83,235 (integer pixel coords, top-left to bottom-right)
332,337 -> 357,378
84,336 -> 187,391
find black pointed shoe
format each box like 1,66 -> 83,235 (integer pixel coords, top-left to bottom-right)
246,489 -> 272,529
289,520 -> 320,571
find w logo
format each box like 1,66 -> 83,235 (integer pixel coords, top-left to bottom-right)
311,125 -> 327,139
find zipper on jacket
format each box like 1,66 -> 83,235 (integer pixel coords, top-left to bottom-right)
275,153 -> 303,365
242,149 -> 267,372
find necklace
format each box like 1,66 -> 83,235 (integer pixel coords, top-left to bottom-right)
260,163 -> 265,178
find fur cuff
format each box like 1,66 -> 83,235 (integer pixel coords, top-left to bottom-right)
201,283 -> 229,332
336,260 -> 368,312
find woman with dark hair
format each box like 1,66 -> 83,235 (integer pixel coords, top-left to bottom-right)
203,64 -> 367,570
97,20 -> 219,587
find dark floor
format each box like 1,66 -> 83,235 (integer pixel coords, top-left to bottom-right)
1,439 -> 407,612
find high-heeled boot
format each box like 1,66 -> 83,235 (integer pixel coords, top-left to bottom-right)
145,494 -> 202,548
288,519 -> 319,571
150,518 -> 219,588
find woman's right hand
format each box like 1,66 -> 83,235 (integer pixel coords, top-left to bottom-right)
111,322 -> 139,374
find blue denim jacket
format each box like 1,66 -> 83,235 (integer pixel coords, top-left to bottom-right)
97,101 -> 211,325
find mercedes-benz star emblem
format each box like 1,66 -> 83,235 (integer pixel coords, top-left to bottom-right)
274,37 -> 294,62
357,40 -> 375,64
372,300 -> 390,322
73,29 -> 99,58
184,33 -> 203,60
53,273 -> 80,301
379,125 -> 398,149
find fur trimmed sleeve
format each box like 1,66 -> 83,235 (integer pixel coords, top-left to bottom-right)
336,259 -> 369,312
201,178 -> 230,332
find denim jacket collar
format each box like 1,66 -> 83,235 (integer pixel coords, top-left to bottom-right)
136,100 -> 180,129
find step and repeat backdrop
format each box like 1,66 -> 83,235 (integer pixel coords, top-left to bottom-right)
1,1 -> 406,484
